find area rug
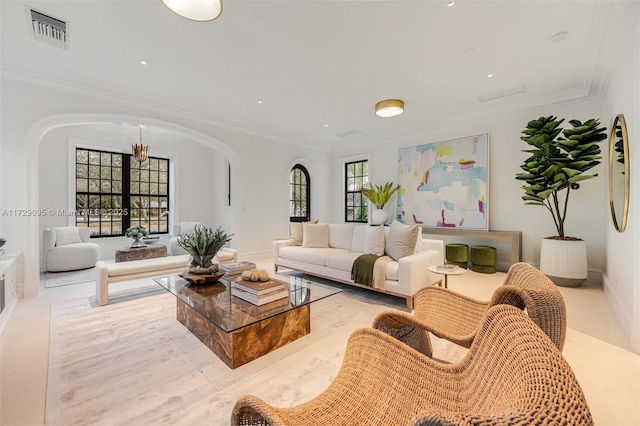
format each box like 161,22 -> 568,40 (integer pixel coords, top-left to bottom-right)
46,279 -> 465,425
43,267 -> 97,288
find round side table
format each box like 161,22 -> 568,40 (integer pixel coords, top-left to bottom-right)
427,265 -> 467,289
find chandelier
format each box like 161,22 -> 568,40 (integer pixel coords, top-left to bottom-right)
132,126 -> 149,164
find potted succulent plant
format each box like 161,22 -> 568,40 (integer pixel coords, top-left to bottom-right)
516,115 -> 607,286
177,225 -> 233,275
361,181 -> 400,225
125,226 -> 149,248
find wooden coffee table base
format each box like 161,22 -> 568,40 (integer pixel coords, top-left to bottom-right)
176,299 -> 311,369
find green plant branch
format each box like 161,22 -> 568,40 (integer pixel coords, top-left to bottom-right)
516,116 -> 606,238
360,182 -> 400,209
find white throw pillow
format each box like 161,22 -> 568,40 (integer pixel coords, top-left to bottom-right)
350,226 -> 369,253
385,220 -> 419,261
289,219 -> 318,246
329,224 -> 355,250
302,223 -> 330,248
365,226 -> 386,256
52,227 -> 82,246
180,222 -> 201,235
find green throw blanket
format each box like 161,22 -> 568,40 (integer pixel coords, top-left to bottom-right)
351,254 -> 381,287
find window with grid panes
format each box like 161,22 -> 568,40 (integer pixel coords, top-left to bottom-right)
289,165 -> 310,222
75,148 -> 170,237
345,160 -> 369,222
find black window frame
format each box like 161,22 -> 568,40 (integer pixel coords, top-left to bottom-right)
75,147 -> 170,237
344,159 -> 369,223
289,164 -> 310,222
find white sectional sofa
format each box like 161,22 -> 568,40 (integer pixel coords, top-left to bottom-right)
273,222 -> 444,311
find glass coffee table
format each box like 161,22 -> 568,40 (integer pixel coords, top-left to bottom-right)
154,274 -> 341,369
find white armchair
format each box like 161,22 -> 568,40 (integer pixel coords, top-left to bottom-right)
168,222 -> 202,256
169,222 -> 238,264
43,226 -> 101,272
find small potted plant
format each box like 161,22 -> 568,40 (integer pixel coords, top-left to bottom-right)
516,115 -> 607,286
177,225 -> 233,275
361,181 -> 400,225
125,226 -> 149,248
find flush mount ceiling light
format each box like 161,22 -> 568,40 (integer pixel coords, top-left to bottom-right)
161,0 -> 223,22
132,126 -> 149,164
375,99 -> 404,118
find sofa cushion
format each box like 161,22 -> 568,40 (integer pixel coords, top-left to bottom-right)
385,220 -> 420,260
108,255 -> 190,277
325,252 -> 363,272
365,226 -> 386,255
329,224 -> 355,250
386,261 -> 399,281
350,225 -> 369,253
289,219 -> 318,246
279,246 -> 347,266
52,227 -> 82,246
302,223 -> 330,248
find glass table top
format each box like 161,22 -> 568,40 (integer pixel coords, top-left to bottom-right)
154,274 -> 342,333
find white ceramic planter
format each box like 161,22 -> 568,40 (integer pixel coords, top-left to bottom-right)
371,209 -> 388,225
539,238 -> 587,287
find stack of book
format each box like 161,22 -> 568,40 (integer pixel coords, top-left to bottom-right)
221,261 -> 256,275
231,278 -> 289,306
436,263 -> 460,272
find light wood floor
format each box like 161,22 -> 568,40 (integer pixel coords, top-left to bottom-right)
1,258 -> 638,425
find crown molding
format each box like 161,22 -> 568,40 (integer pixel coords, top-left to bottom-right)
0,54 -> 329,153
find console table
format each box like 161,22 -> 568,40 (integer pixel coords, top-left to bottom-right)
421,229 -> 522,272
115,243 -> 167,263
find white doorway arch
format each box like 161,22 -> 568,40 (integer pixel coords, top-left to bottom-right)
24,113 -> 242,298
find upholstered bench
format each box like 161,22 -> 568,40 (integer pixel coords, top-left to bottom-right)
95,248 -> 238,306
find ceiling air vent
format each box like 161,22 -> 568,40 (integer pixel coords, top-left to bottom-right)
336,129 -> 361,138
478,85 -> 527,103
29,9 -> 67,49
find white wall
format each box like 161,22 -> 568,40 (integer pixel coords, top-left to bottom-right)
603,4 -> 640,352
332,100 -> 608,272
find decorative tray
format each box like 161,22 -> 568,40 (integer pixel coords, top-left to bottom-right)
179,270 -> 226,284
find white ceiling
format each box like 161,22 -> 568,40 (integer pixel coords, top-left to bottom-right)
0,1 -> 624,152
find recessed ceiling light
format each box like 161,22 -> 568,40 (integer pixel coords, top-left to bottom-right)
257,100 -> 263,104
140,60 -> 148,65
324,124 -> 329,128
447,1 -> 455,7
296,112 -> 303,116
551,31 -> 568,43
487,74 -> 494,78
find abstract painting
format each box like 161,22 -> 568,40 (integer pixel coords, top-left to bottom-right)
396,133 -> 489,230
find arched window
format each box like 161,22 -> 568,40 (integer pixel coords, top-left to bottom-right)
289,164 -> 310,222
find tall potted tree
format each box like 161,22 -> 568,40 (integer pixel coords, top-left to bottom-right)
516,116 -> 607,286
361,181 -> 400,225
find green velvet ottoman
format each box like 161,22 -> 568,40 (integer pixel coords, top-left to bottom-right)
470,245 -> 497,274
445,243 -> 468,269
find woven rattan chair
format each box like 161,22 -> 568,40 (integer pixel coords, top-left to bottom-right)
372,262 -> 566,357
231,305 -> 592,425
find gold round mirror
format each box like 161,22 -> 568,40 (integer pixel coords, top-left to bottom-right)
608,113 -> 630,232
